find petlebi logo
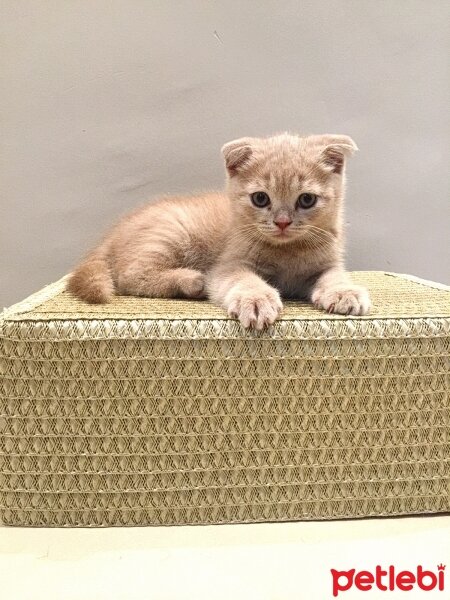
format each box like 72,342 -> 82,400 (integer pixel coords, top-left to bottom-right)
331,564 -> 446,596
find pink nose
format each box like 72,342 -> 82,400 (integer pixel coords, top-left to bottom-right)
274,218 -> 292,231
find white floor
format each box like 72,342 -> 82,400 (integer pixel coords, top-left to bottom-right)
0,515 -> 449,599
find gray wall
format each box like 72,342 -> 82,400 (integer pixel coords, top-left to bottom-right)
1,0 -> 449,308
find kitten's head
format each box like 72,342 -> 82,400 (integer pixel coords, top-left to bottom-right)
222,133 -> 357,246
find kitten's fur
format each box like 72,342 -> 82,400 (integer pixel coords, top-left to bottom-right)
68,133 -> 371,328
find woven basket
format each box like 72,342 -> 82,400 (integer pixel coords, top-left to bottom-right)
0,271 -> 449,527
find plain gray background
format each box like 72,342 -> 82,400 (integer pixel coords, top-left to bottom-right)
1,0 -> 449,308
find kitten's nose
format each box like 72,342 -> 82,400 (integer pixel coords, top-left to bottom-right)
274,217 -> 292,231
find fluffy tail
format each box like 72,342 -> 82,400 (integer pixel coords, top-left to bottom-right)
67,248 -> 114,303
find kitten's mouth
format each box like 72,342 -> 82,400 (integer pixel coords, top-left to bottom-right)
256,226 -> 298,243
269,228 -> 298,243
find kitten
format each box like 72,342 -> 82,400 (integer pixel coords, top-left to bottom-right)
68,133 -> 371,328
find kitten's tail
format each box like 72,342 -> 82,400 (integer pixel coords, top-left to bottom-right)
67,246 -> 114,304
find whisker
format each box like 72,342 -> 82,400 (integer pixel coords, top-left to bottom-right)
303,224 -> 336,242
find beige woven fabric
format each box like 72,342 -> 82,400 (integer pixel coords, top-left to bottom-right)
4,271 -> 450,321
0,271 -> 449,527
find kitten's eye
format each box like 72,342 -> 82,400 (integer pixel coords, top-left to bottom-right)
297,193 -> 318,209
250,191 -> 271,208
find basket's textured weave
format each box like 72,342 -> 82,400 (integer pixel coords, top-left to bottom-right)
0,272 -> 449,527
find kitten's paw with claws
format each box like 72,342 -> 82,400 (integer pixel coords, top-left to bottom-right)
226,287 -> 283,330
312,285 -> 371,316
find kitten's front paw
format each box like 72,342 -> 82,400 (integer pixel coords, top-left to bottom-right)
312,285 -> 371,316
226,287 -> 283,330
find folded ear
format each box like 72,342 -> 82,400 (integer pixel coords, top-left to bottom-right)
221,137 -> 256,175
312,134 -> 358,174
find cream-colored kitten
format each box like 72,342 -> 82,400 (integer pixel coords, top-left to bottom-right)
68,133 -> 371,328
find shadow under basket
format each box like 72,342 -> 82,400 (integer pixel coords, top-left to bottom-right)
0,271 -> 449,527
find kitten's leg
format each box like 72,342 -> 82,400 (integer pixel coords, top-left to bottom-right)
208,267 -> 283,330
310,267 -> 371,315
118,267 -> 206,299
